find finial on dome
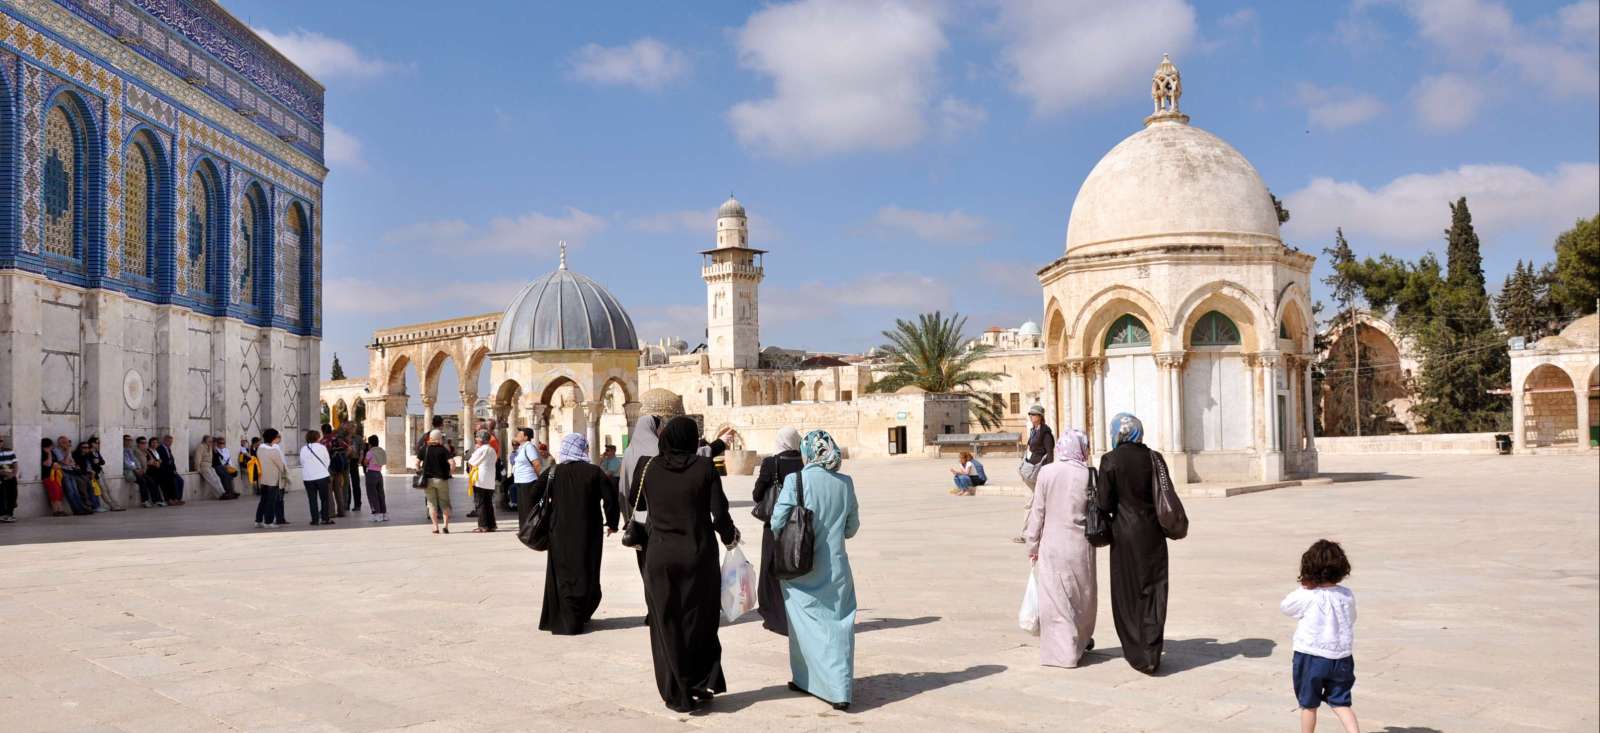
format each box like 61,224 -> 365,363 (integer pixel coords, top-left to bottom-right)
558,240 -> 567,270
1145,53 -> 1189,127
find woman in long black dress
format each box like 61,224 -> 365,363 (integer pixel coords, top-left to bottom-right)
637,416 -> 740,713
1097,412 -> 1168,674
530,432 -> 619,635
751,426 -> 803,635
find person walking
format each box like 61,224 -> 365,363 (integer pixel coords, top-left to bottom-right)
1282,540 -> 1360,733
346,430 -> 364,513
193,436 -> 226,500
362,435 -> 388,522
419,430 -> 454,534
637,417 -> 740,713
751,426 -> 805,636
322,425 -> 350,518
300,430 -> 335,526
255,429 -> 289,528
0,435 -> 17,522
772,430 -> 861,711
1023,428 -> 1098,668
530,432 -> 619,635
1098,412 -> 1169,674
1015,405 -> 1055,543
466,431 -> 498,532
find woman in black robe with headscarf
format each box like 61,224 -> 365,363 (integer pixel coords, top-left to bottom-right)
1097,412 -> 1168,674
528,432 -> 619,635
635,417 -> 741,713
750,426 -> 803,636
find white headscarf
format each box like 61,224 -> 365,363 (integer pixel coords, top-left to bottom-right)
620,414 -> 661,504
774,426 -> 801,454
557,432 -> 589,464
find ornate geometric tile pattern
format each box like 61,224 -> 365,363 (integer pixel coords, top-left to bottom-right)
19,64 -> 42,255
278,201 -> 302,325
234,187 -> 257,309
122,138 -> 150,277
185,168 -> 210,298
239,337 -> 260,436
105,79 -> 125,276
43,105 -> 78,258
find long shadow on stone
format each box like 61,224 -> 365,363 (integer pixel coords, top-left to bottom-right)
709,664 -> 1007,715
1157,637 -> 1275,675
855,615 -> 941,633
586,615 -> 647,631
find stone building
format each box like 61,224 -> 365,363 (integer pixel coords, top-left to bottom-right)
1510,313 -> 1598,450
2,0 -> 325,515
1318,311 -> 1422,436
1037,56 -> 1318,483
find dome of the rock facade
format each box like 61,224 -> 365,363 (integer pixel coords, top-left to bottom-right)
1063,58 -> 1281,256
494,262 -> 638,353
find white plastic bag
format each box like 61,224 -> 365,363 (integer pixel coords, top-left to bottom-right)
720,545 -> 757,624
1018,568 -> 1040,636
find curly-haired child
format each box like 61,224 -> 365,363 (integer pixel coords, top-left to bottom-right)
1281,539 -> 1359,733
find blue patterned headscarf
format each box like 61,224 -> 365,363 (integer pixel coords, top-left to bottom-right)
1110,412 -> 1144,447
801,429 -> 843,472
557,432 -> 589,464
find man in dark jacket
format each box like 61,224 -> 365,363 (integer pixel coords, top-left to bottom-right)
1015,405 -> 1054,543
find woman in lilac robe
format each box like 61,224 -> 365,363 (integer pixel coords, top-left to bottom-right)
1022,428 -> 1097,667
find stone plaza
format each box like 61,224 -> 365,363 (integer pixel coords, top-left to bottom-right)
0,451 -> 1594,732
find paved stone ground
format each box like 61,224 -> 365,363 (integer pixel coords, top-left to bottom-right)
0,452 -> 1594,732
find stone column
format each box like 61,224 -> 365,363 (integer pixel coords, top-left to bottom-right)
587,401 -> 603,462
420,396 -> 436,435
81,292 -> 127,503
1046,364 -> 1061,436
1259,352 -> 1283,481
1089,358 -> 1107,454
1065,360 -> 1085,434
1156,351 -> 1185,454
1511,374 -> 1527,451
1302,360 -> 1317,452
375,395 -> 409,471
531,403 -> 552,446
459,389 -> 476,444
1574,380 -> 1590,448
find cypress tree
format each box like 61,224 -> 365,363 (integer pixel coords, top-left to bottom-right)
1495,261 -> 1545,341
330,353 -> 347,381
1413,198 -> 1508,432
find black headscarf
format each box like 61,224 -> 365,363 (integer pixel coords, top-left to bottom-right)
658,416 -> 702,471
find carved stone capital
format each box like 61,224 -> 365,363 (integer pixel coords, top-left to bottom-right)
1155,351 -> 1187,370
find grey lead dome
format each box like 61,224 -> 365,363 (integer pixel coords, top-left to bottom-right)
717,195 -> 746,219
493,266 -> 639,353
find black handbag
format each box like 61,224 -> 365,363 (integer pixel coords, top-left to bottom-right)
620,457 -> 653,550
518,466 -> 554,551
772,469 -> 816,579
1083,467 -> 1113,548
1151,451 -> 1188,540
752,455 -> 802,522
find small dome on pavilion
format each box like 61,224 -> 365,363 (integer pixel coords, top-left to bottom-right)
493,254 -> 638,353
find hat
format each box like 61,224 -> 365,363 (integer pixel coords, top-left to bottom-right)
1027,404 -> 1046,417
640,388 -> 686,417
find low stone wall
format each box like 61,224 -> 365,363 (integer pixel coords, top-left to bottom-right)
1315,432 -> 1500,455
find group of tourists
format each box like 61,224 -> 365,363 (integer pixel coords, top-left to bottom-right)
1018,409 -> 1359,731
18,433 -> 196,517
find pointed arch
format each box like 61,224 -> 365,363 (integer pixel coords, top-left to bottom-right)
185,157 -> 225,301
1070,285 -> 1169,358
40,88 -> 104,271
1174,281 -> 1267,352
236,180 -> 272,317
121,127 -> 171,283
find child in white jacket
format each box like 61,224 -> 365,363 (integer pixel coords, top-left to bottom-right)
1281,539 -> 1359,733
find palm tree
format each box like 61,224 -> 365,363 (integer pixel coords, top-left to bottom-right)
866,311 -> 1007,430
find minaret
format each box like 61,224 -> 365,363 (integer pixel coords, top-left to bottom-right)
702,195 -> 765,370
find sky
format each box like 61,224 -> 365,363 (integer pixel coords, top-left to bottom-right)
226,0 -> 1600,410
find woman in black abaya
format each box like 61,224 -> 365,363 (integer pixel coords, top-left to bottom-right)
529,432 -> 618,635
750,426 -> 803,635
637,416 -> 740,713
1097,412 -> 1169,674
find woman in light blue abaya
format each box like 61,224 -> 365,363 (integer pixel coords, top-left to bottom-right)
771,429 -> 861,711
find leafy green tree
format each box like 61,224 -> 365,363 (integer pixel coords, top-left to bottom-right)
330,353 -> 347,381
1495,260 -> 1556,341
1319,228 -> 1384,435
866,311 -> 1007,429
1551,214 -> 1599,316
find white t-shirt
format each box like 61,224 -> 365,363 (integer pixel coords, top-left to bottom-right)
299,443 -> 332,481
1281,585 -> 1356,659
468,445 -> 498,489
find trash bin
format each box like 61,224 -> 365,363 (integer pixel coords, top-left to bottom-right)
1494,434 -> 1512,454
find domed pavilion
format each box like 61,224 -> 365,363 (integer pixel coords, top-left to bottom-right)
1038,55 -> 1319,482
488,245 -> 642,459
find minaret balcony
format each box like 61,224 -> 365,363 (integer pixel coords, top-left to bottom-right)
701,262 -> 765,279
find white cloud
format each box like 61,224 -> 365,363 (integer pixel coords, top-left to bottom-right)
323,123 -> 366,170
568,37 -> 690,90
1395,0 -> 1599,96
995,0 -> 1196,116
1411,73 -> 1488,131
252,27 -> 402,81
867,206 -> 992,244
382,208 -> 606,254
1282,162 -> 1600,247
1295,83 -> 1386,130
728,0 -> 949,158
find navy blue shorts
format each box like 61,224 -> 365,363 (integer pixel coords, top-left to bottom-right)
1292,652 -> 1354,709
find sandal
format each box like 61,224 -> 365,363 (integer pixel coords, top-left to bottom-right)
431,529 -> 440,534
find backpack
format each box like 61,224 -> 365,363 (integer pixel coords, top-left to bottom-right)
971,458 -> 988,485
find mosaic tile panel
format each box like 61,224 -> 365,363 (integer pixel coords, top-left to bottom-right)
234,183 -> 255,308
122,139 -> 150,277
184,167 -> 211,297
105,79 -> 125,277
42,105 -> 78,258
19,65 -> 43,255
173,130 -> 188,295
278,202 -> 302,324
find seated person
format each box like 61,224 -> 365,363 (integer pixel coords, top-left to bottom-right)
949,451 -> 986,495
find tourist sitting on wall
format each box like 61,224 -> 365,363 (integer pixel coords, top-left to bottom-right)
193,436 -> 227,500
212,438 -> 239,500
124,435 -> 156,508
41,438 -> 67,516
130,436 -> 164,507
950,451 -> 986,496
84,437 -> 121,511
155,435 -> 185,506
58,437 -> 94,515
241,438 -> 262,496
0,435 -> 18,522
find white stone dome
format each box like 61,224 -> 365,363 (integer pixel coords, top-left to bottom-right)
1019,321 -> 1041,336
1063,56 -> 1281,256
493,258 -> 638,353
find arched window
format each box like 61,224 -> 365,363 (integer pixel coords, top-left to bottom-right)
1104,314 -> 1151,349
186,165 -> 218,297
123,136 -> 157,279
280,203 -> 305,323
236,192 -> 255,306
1191,310 -> 1241,346
42,104 -> 84,260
